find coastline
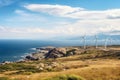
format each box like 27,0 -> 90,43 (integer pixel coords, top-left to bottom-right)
1,45 -> 120,64
0,45 -> 120,80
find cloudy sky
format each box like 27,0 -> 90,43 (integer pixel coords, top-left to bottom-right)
0,0 -> 120,39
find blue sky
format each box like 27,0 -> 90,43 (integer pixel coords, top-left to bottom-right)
0,0 -> 120,39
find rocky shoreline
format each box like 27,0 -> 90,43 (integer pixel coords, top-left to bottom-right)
25,45 -> 120,61
0,46 -> 120,80
1,45 -> 120,65
0,46 -> 84,64
25,46 -> 86,61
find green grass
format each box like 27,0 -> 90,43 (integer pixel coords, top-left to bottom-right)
0,77 -> 20,80
44,74 -> 85,80
0,77 -> 9,80
0,63 -> 41,73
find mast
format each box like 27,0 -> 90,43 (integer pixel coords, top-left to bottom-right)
95,35 -> 98,49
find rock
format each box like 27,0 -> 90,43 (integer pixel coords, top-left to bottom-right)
25,55 -> 39,60
39,50 -> 49,54
39,67 -> 44,71
66,52 -> 73,56
2,61 -> 11,64
36,63 -> 44,71
45,48 -> 66,58
32,52 -> 45,59
16,59 -> 26,63
51,62 -> 59,67
46,65 -> 52,68
57,48 -> 67,54
74,49 -> 85,55
39,63 -> 45,68
63,68 -> 66,71
66,48 -> 85,56
45,65 -> 53,70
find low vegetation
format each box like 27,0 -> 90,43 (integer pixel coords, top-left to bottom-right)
0,63 -> 41,74
0,46 -> 120,80
0,77 -> 9,80
44,74 -> 85,80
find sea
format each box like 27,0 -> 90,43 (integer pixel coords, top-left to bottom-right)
0,39 -> 83,63
0,39 -> 119,63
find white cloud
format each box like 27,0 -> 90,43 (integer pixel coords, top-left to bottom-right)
24,4 -> 120,19
24,4 -> 84,17
6,9 -> 47,23
1,4 -> 120,39
0,18 -> 120,39
15,10 -> 30,16
22,4 -> 120,37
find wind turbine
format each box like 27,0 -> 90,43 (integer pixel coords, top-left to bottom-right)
104,37 -> 113,49
108,35 -> 113,46
103,25 -> 114,50
104,37 -> 108,50
95,35 -> 98,49
108,26 -> 114,47
81,35 -> 86,49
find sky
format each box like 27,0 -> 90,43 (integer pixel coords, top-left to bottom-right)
0,0 -> 120,40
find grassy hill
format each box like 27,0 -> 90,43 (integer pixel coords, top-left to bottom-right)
0,46 -> 120,80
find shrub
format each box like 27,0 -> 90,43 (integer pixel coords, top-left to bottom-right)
0,77 -> 9,80
0,63 -> 40,73
45,74 -> 85,80
13,71 -> 32,75
0,64 -> 13,72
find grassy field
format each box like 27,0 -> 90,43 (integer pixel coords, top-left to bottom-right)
0,46 -> 120,80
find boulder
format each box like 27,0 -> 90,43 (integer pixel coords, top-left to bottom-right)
2,61 -> 11,64
39,63 -> 45,68
57,48 -> 67,54
45,48 -> 66,58
25,55 -> 39,60
51,62 -> 59,67
66,48 -> 85,56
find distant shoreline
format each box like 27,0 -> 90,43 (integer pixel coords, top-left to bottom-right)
1,45 -> 120,64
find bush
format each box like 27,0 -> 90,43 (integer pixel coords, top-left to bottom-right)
0,63 -> 40,73
45,74 -> 85,80
0,64 -> 13,72
0,77 -> 9,80
13,71 -> 33,75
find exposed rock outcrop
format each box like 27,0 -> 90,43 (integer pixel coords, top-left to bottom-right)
25,47 -> 85,60
45,48 -> 66,58
25,55 -> 39,60
24,46 -> 120,61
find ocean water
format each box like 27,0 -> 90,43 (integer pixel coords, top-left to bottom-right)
0,39 -> 119,63
0,39 -> 83,63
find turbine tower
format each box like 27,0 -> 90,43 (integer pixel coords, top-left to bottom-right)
104,38 -> 108,50
95,35 -> 98,49
104,37 -> 112,50
81,35 -> 86,49
104,25 -> 114,50
109,27 -> 114,46
108,36 -> 112,46
107,26 -> 114,48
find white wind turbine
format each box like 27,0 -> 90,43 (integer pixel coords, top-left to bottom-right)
104,37 -> 112,50
81,35 -> 86,49
108,26 -> 114,46
108,35 -> 113,46
104,26 -> 114,50
104,37 -> 108,50
95,35 -> 98,49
